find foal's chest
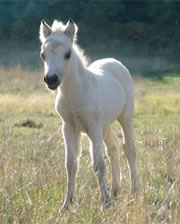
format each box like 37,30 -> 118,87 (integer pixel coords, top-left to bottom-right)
56,99 -> 90,133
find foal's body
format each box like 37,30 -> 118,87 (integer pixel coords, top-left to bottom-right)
56,58 -> 129,129
40,19 -> 137,209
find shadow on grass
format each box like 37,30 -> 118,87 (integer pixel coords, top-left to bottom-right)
14,119 -> 43,129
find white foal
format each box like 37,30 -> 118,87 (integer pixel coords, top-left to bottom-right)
39,19 -> 137,209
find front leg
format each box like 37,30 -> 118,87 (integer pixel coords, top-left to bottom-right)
62,123 -> 81,209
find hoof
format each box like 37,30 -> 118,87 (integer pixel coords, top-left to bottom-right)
102,197 -> 112,210
59,200 -> 71,212
59,204 -> 69,213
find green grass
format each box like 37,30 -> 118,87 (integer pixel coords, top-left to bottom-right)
0,65 -> 180,223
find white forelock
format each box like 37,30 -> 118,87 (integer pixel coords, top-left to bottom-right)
51,20 -> 66,33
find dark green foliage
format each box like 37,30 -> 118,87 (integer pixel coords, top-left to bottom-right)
0,0 -> 179,55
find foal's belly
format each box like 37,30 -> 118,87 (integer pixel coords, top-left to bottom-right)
100,75 -> 126,125
102,86 -> 125,125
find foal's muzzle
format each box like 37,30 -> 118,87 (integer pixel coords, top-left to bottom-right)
44,74 -> 60,90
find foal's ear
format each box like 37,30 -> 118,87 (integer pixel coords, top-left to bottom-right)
64,19 -> 78,42
39,20 -> 52,42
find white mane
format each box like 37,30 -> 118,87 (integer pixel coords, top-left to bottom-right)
73,44 -> 90,67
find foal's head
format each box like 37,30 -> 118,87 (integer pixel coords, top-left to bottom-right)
39,19 -> 77,90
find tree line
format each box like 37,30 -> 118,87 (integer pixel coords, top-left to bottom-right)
0,0 -> 180,55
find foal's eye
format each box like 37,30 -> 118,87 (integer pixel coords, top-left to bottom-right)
40,53 -> 45,61
65,51 -> 71,60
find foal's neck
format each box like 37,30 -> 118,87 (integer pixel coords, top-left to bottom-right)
59,46 -> 87,98
71,47 -> 86,78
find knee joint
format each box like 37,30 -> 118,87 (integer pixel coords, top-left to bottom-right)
123,143 -> 136,159
107,145 -> 119,158
66,158 -> 78,170
92,158 -> 105,174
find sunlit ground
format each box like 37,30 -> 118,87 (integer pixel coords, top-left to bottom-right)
0,61 -> 180,223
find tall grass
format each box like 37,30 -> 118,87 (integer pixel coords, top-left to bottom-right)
0,62 -> 180,223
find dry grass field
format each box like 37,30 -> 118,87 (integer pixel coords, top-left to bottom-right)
0,63 -> 180,223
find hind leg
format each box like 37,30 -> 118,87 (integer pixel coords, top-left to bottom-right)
88,123 -> 109,206
104,126 -> 121,198
118,116 -> 137,195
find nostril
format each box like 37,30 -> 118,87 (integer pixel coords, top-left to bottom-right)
44,75 -> 51,84
44,75 -> 58,85
51,74 -> 58,83
44,76 -> 47,83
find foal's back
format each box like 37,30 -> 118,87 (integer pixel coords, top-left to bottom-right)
88,58 -> 134,99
